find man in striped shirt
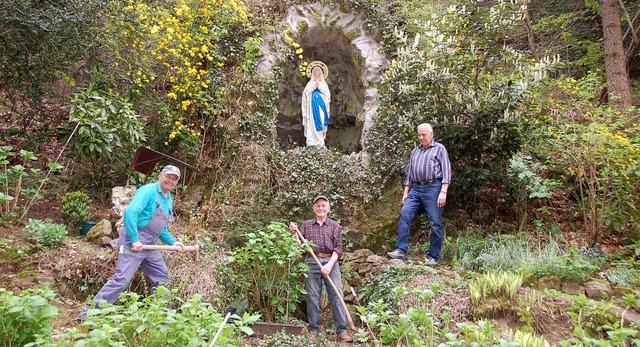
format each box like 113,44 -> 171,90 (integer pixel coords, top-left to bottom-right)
387,123 -> 452,265
289,195 -> 353,342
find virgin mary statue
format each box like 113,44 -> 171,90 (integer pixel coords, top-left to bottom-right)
301,61 -> 330,147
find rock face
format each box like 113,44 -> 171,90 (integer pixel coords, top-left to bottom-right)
257,2 -> 387,154
342,249 -> 391,292
112,186 -> 136,230
584,280 -> 613,299
561,281 -> 585,295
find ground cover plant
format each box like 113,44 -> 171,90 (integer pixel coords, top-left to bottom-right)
23,287 -> 260,346
0,288 -> 58,346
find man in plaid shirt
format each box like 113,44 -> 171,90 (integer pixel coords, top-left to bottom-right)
289,195 -> 353,343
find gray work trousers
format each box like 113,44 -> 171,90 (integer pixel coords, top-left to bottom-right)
78,237 -> 169,320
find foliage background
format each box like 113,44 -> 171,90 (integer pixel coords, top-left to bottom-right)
0,0 -> 640,343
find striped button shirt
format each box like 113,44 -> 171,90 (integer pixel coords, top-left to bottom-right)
403,140 -> 452,186
301,218 -> 343,258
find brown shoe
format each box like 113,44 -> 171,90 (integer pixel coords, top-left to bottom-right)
337,332 -> 353,342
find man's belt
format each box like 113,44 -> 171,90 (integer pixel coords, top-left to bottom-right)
413,178 -> 442,185
316,253 -> 333,258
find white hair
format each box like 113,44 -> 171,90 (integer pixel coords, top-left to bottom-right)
417,123 -> 433,133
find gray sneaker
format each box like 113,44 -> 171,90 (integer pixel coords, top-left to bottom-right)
386,249 -> 407,261
425,257 -> 438,267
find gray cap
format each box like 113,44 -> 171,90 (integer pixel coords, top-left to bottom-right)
313,195 -> 329,203
161,165 -> 181,179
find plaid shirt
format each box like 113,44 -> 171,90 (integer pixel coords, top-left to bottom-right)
301,218 -> 343,258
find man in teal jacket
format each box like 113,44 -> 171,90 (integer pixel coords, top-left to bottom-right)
77,165 -> 184,321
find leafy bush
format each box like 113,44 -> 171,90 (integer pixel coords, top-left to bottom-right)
224,222 -> 308,322
61,191 -> 90,231
68,87 -> 146,185
507,153 -> 561,233
440,228 -> 487,269
25,218 -> 67,248
0,0 -> 101,119
530,73 -> 640,244
0,288 -> 58,346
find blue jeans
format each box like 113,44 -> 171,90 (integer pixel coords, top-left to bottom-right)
306,257 -> 347,334
395,181 -> 444,260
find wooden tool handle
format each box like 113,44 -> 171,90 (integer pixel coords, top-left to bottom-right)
139,244 -> 199,252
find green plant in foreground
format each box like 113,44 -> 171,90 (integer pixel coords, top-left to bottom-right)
470,271 -> 523,304
225,222 -> 308,322
561,326 -> 640,346
0,288 -> 58,346
41,288 -> 260,346
507,330 -> 551,347
25,218 -> 67,248
61,190 -> 91,231
357,300 -> 439,346
568,295 -> 621,340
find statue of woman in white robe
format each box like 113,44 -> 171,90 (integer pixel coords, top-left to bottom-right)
302,61 -> 330,147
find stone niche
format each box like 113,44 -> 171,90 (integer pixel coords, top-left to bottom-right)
258,3 -> 387,155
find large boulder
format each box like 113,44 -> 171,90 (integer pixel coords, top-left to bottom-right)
86,219 -> 113,242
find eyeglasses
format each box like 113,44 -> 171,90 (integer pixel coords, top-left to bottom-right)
162,174 -> 180,181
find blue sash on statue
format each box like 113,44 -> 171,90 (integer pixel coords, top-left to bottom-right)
311,89 -> 330,131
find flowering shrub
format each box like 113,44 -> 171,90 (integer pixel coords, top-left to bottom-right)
97,0 -> 258,158
365,0 -> 558,203
530,73 -> 640,243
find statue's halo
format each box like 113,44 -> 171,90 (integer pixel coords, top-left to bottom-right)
306,61 -> 329,79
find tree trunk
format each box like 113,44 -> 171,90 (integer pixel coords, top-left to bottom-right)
523,0 -> 539,61
601,0 -> 632,108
